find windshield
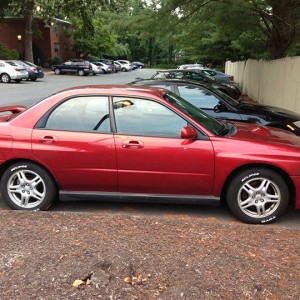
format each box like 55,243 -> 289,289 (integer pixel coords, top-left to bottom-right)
163,91 -> 226,135
211,86 -> 240,107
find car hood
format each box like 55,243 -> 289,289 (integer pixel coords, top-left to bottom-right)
240,102 -> 300,121
230,121 -> 300,148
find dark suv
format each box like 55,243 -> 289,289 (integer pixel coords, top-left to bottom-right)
52,59 -> 92,76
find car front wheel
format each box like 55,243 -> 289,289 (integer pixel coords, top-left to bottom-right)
0,162 -> 57,211
1,73 -> 11,83
226,167 -> 289,224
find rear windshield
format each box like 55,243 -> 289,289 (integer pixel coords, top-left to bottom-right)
5,61 -> 19,67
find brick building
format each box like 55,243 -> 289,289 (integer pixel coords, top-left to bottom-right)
0,17 -> 75,66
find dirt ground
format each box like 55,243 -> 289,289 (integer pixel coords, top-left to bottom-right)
0,210 -> 300,300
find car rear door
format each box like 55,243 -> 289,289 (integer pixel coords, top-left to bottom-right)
32,96 -> 117,192
112,96 -> 215,196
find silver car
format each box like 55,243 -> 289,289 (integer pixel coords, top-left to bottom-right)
0,60 -> 28,83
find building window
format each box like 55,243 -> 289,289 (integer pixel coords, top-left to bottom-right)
54,43 -> 60,54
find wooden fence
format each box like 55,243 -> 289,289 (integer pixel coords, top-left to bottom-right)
225,57 -> 300,114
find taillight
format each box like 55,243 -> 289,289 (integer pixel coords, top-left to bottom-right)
15,68 -> 20,71
229,76 -> 234,81
32,68 -> 37,71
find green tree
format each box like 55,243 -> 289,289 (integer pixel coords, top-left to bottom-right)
0,0 -> 108,62
157,0 -> 300,61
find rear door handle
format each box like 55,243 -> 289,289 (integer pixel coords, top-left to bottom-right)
39,136 -> 58,144
122,140 -> 144,149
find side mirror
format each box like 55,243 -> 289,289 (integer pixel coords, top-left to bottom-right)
181,126 -> 197,139
214,102 -> 227,112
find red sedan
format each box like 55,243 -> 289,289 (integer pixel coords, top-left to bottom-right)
1,85 -> 300,224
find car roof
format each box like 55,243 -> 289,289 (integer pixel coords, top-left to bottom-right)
58,85 -> 169,98
131,78 -> 212,89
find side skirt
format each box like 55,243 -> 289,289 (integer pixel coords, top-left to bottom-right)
59,191 -> 220,206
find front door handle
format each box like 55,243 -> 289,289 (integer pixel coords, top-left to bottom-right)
39,136 -> 58,144
122,140 -> 144,149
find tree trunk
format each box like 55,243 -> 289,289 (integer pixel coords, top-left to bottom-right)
24,0 -> 34,62
269,2 -> 296,59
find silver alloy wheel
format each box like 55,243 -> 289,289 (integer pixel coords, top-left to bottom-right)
237,177 -> 280,218
7,169 -> 46,209
1,73 -> 11,83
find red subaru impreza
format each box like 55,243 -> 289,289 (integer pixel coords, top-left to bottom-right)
1,85 -> 300,224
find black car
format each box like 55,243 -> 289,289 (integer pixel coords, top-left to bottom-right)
151,69 -> 241,99
52,59 -> 92,76
130,78 -> 300,136
17,61 -> 44,81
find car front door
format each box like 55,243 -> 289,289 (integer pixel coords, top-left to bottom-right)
112,96 -> 215,196
32,96 -> 117,192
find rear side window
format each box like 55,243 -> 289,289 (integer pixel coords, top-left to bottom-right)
45,96 -> 110,132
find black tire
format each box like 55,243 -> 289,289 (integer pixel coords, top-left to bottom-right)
226,167 -> 289,224
31,77 -> 37,81
14,79 -> 22,83
78,69 -> 85,76
1,73 -> 11,83
122,67 -> 127,72
0,162 -> 57,211
101,69 -> 106,74
54,68 -> 61,75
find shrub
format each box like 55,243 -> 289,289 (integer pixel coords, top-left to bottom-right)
0,43 -> 19,59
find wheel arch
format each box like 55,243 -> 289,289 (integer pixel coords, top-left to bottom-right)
0,159 -> 60,190
220,163 -> 295,205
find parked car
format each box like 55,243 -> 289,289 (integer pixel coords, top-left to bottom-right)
198,68 -> 234,82
93,61 -> 114,74
132,61 -> 145,69
52,60 -> 92,76
1,85 -> 300,224
116,60 -> 132,72
114,61 -> 122,72
15,60 -> 44,81
130,78 -> 300,136
151,69 -> 241,99
177,65 -> 234,81
0,60 -> 28,83
178,63 -> 203,69
96,59 -> 116,72
90,63 -> 102,75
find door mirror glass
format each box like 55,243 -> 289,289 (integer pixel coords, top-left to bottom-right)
214,102 -> 227,112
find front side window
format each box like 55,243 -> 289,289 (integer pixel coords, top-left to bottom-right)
45,96 -> 110,132
113,97 -> 187,138
163,91 -> 225,136
177,84 -> 220,109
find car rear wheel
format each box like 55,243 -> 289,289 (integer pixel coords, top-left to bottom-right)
54,68 -> 61,75
78,70 -> 85,76
122,67 -> 127,72
101,69 -> 106,74
1,73 -> 11,83
0,162 -> 57,211
31,77 -> 37,81
226,167 -> 289,224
